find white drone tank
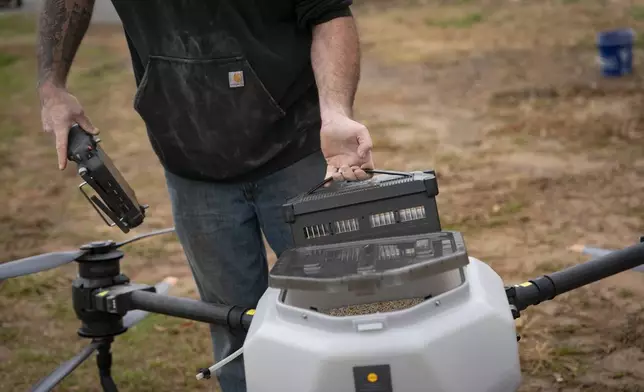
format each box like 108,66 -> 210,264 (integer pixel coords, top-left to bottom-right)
243,231 -> 523,392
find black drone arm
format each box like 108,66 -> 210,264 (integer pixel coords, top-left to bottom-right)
92,285 -> 255,332
506,239 -> 644,318
128,290 -> 254,331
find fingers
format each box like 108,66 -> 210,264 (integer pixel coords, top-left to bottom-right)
343,150 -> 375,181
325,164 -> 373,183
352,165 -> 370,181
324,165 -> 336,180
53,115 -> 97,170
54,123 -> 69,170
322,120 -> 376,184
75,114 -> 99,135
331,169 -> 343,182
324,165 -> 355,185
361,155 -> 375,170
356,126 -> 374,159
340,165 -> 357,181
324,165 -> 340,187
39,89 -> 95,171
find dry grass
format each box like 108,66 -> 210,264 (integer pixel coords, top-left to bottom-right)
1,1 -> 644,391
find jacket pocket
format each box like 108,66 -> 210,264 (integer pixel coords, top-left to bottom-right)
133,55 -> 288,180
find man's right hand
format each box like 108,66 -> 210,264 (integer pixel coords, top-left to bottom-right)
38,85 -> 98,170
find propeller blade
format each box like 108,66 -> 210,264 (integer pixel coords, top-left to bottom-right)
0,250 -> 86,280
115,227 -> 175,248
569,244 -> 644,272
123,277 -> 178,328
30,340 -> 101,392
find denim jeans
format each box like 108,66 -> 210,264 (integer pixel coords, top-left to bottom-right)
164,150 -> 327,392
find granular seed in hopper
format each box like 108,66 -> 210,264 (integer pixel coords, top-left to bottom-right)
321,297 -> 426,317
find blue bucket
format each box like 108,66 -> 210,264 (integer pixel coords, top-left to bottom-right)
597,28 -> 635,77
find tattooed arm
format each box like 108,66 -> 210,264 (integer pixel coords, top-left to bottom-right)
37,0 -> 94,89
37,0 -> 98,170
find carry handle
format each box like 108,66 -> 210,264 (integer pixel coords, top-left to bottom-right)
305,169 -> 413,195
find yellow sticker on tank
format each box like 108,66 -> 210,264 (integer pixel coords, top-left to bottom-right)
518,282 -> 532,287
246,309 -> 256,316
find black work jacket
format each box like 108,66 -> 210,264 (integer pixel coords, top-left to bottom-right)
110,0 -> 353,182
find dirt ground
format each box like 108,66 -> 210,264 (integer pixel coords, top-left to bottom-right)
1,0 -> 644,391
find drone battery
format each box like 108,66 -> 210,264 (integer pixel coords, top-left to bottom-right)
282,170 -> 441,247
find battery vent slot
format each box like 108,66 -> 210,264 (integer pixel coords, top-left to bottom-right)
303,223 -> 331,239
334,218 -> 360,234
370,211 -> 396,228
399,206 -> 426,222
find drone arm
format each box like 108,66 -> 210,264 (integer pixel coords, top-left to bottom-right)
30,340 -> 102,392
507,240 -> 644,318
127,290 -> 255,331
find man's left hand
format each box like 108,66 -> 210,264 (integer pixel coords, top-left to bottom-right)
320,112 -> 375,182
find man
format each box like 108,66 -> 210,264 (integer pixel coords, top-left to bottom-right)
36,0 -> 374,391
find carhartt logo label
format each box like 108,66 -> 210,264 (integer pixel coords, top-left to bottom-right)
229,71 -> 244,88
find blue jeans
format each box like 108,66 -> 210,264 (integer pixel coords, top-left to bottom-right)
164,150 -> 327,392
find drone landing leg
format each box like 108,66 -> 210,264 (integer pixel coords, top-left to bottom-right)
96,338 -> 118,392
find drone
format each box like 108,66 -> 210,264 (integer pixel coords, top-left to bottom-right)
1,126 -> 643,392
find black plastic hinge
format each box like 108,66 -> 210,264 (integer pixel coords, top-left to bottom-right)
282,204 -> 295,223
423,176 -> 439,197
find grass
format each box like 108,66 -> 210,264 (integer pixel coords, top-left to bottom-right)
630,5 -> 644,21
0,49 -> 31,96
441,196 -> 529,235
533,260 -> 569,275
356,0 -> 624,65
425,12 -> 484,28
0,51 -> 19,67
0,46 -> 31,164
0,270 -> 69,298
0,13 -> 36,37
553,345 -> 586,357
0,123 -> 22,144
617,288 -> 635,298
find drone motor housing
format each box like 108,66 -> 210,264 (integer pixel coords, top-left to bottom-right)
282,170 -> 441,248
244,231 -> 523,392
67,124 -> 146,233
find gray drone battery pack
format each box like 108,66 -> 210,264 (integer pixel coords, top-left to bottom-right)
282,170 -> 442,248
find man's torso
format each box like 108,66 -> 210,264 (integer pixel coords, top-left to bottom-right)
110,0 -> 337,182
